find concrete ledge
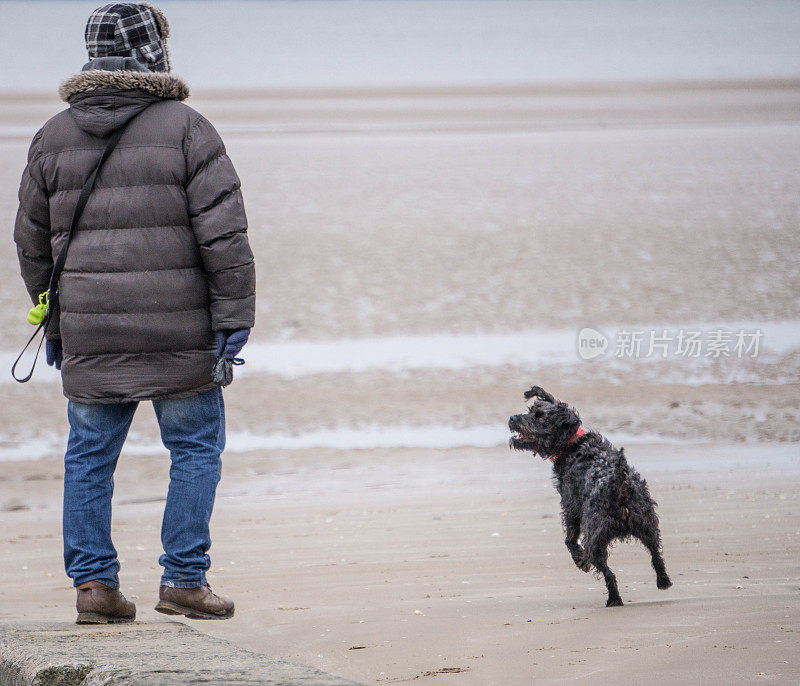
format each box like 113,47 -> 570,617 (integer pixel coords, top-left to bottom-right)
0,621 -> 363,686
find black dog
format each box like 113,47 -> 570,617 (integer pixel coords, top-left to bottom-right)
508,386 -> 671,606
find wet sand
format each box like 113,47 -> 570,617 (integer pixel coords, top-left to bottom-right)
2,81 -> 800,347
1,80 -> 799,683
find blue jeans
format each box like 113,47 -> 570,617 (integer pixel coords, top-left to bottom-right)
63,387 -> 225,590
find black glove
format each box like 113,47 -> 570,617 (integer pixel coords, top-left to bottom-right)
211,329 -> 250,387
215,329 -> 250,359
46,339 -> 62,370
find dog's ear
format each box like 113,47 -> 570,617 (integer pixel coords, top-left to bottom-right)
524,386 -> 555,404
556,404 -> 582,437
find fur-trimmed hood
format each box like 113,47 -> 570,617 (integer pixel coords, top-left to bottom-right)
60,58 -> 189,137
59,61 -> 189,103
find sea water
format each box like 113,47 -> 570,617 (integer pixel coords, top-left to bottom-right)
1,0 -> 799,92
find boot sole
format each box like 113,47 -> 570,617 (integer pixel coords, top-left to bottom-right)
154,600 -> 234,620
76,612 -> 135,624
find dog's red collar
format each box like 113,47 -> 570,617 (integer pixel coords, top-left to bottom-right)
550,427 -> 586,463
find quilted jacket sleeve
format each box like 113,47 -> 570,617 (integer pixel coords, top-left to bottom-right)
14,128 -> 59,338
185,115 -> 256,332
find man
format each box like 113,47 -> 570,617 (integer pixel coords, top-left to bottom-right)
14,3 -> 255,623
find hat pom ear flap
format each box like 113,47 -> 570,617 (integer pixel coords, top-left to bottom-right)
139,2 -> 170,38
139,2 -> 171,71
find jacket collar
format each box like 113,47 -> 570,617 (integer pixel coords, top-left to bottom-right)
59,58 -> 189,103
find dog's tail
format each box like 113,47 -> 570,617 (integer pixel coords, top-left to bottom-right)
608,446 -> 631,492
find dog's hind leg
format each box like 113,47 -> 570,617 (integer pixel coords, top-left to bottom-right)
586,536 -> 623,607
638,531 -> 672,590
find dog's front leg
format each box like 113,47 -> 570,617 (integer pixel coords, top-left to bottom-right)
564,515 -> 590,572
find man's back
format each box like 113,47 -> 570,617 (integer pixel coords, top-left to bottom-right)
16,56 -> 255,403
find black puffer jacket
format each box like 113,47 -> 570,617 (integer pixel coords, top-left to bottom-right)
14,58 -> 256,403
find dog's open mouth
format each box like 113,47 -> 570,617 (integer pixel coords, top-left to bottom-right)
508,420 -> 534,450
509,433 -> 536,453
508,415 -> 545,455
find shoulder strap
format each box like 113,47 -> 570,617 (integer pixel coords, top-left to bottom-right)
12,103 -> 153,383
47,123 -> 127,314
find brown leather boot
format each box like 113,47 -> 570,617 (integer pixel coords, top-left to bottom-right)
155,584 -> 234,620
76,580 -> 136,624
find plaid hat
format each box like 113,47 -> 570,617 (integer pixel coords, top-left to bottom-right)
85,3 -> 171,72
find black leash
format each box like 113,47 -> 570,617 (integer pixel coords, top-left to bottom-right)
12,109 -> 150,383
11,323 -> 49,383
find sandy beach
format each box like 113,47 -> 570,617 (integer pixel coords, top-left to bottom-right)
1,78 -> 799,684
1,443 -> 798,684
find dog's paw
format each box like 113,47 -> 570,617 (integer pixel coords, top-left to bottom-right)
606,597 -> 624,607
571,551 -> 591,572
657,576 -> 672,590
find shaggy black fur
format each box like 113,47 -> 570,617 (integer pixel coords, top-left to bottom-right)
508,386 -> 672,607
